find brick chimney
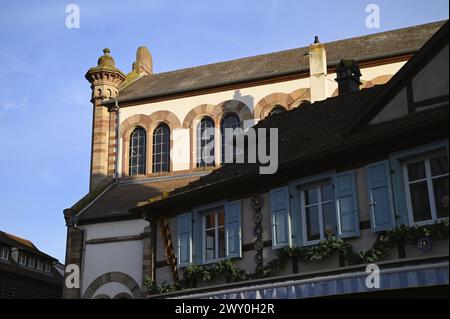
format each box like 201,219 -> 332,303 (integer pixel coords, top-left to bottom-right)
335,59 -> 362,95
309,36 -> 328,102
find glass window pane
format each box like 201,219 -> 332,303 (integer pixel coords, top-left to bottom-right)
152,124 -> 170,173
205,229 -> 215,260
322,202 -> 337,236
407,161 -> 426,181
218,227 -> 226,259
410,181 -> 432,222
197,118 -> 215,167
306,206 -> 320,241
218,211 -> 225,227
430,156 -> 448,176
433,177 -> 449,218
205,214 -> 215,229
274,211 -> 288,244
221,114 -> 240,164
129,128 -> 146,175
304,188 -> 318,206
321,183 -> 333,202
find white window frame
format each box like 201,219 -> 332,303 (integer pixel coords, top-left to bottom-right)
37,259 -> 44,270
19,253 -> 27,265
403,152 -> 449,226
0,247 -> 9,260
300,180 -> 334,245
202,207 -> 226,264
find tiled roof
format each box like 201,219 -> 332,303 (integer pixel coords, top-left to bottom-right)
113,21 -> 445,104
76,174 -> 203,223
0,231 -> 57,261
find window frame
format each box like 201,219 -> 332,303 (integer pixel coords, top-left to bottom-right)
201,206 -> 226,264
44,262 -> 51,272
19,253 -> 27,265
196,117 -> 216,167
220,113 -> 240,164
129,127 -> 147,176
402,152 -> 449,226
27,256 -> 36,268
37,259 -> 44,270
389,140 -> 449,226
290,171 -> 336,247
0,246 -> 9,260
299,180 -> 335,245
152,123 -> 171,173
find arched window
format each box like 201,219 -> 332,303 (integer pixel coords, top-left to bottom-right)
196,117 -> 215,167
221,114 -> 240,164
129,127 -> 146,175
152,123 -> 170,173
268,105 -> 286,117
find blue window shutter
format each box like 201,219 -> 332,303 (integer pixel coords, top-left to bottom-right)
177,212 -> 192,266
366,161 -> 395,232
225,201 -> 242,258
334,170 -> 360,238
270,186 -> 291,248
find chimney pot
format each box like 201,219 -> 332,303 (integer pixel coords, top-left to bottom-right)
335,59 -> 362,95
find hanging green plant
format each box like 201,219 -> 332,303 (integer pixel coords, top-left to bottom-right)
145,220 -> 449,296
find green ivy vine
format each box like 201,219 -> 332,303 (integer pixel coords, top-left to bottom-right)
145,220 -> 449,295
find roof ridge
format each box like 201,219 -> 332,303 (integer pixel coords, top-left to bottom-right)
129,20 -> 447,79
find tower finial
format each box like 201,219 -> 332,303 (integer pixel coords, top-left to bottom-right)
314,36 -> 320,44
103,48 -> 111,55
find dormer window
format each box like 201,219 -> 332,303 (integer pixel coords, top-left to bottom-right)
27,256 -> 35,268
0,246 -> 9,260
37,259 -> 44,270
19,253 -> 27,265
44,262 -> 51,272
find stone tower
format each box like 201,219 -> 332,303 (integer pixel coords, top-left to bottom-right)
85,48 -> 126,191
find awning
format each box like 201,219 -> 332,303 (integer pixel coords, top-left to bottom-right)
176,261 -> 448,299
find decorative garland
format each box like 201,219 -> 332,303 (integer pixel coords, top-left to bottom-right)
251,194 -> 264,277
159,217 -> 179,283
145,220 -> 449,295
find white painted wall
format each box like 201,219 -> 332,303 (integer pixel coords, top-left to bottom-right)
82,240 -> 143,296
81,219 -> 148,297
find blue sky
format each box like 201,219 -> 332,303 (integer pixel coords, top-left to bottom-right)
0,1 -> 448,262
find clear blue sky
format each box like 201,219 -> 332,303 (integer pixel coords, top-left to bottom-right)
0,1 -> 448,262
